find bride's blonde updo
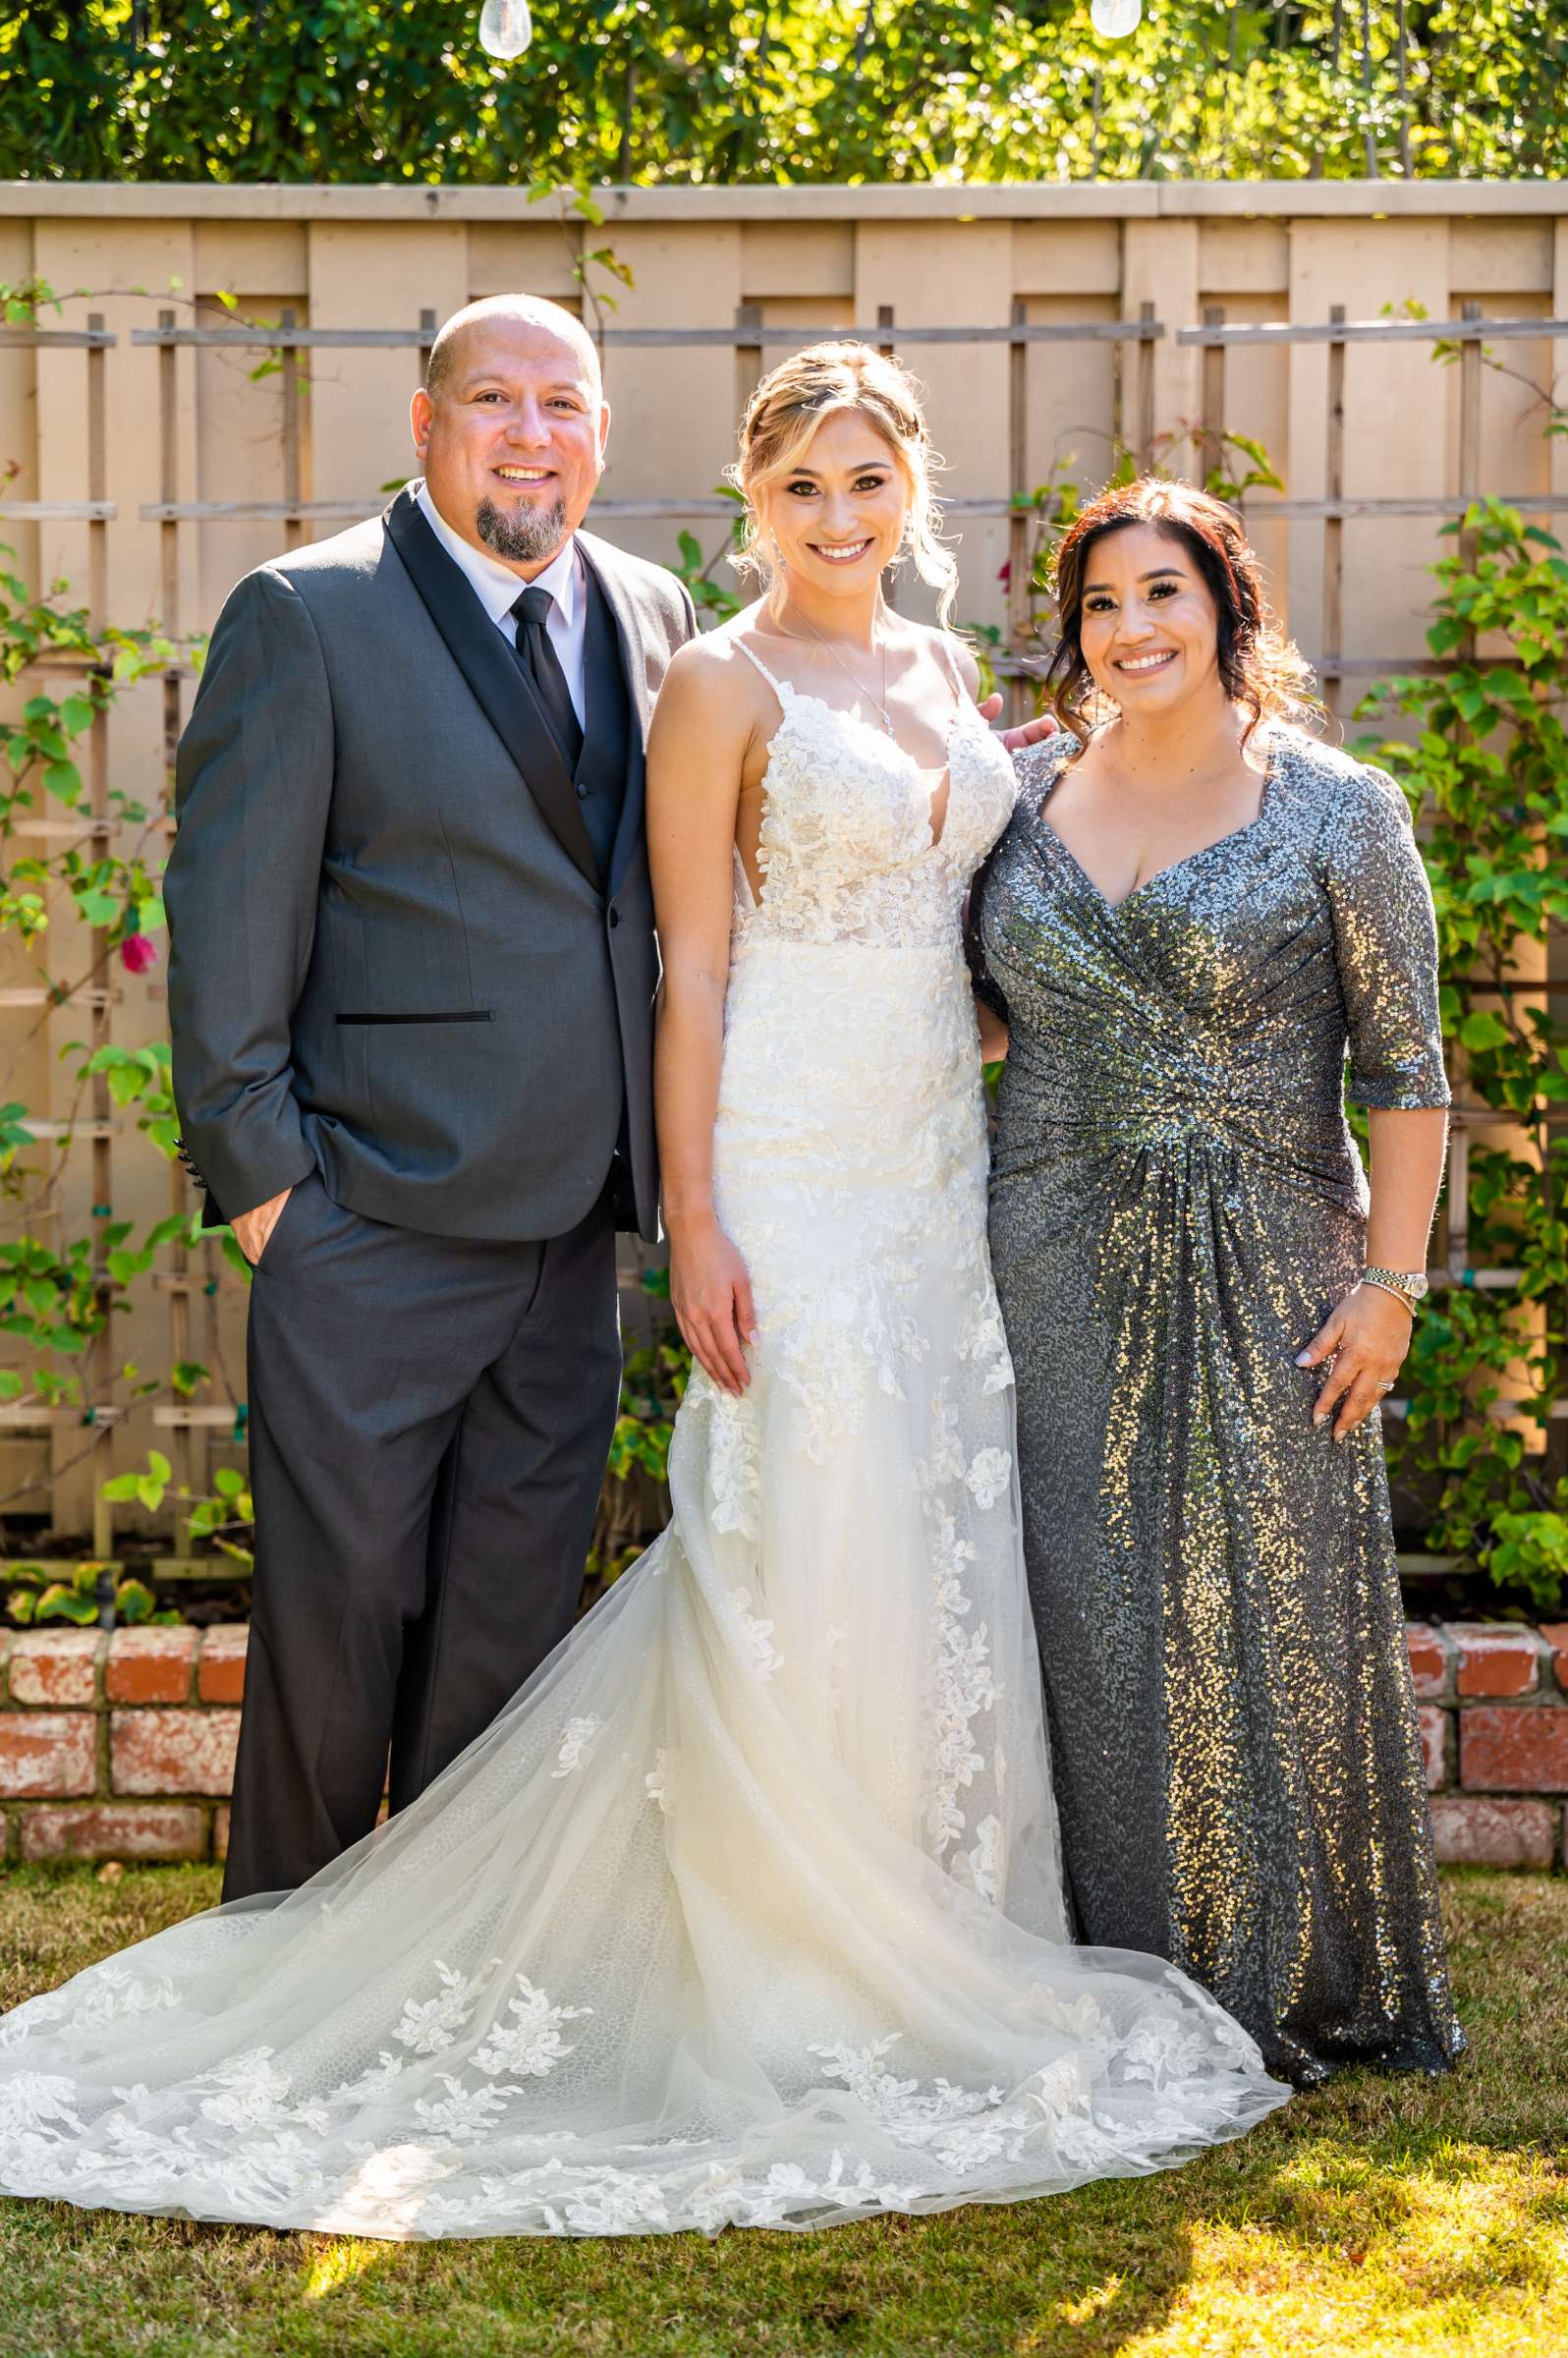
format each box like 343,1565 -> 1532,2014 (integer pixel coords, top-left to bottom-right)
727,341 -> 959,626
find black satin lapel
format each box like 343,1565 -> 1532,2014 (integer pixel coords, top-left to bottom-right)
383,490 -> 600,892
579,536 -> 649,900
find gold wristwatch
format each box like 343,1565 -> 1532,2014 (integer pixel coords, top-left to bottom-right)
1361,1265 -> 1429,1317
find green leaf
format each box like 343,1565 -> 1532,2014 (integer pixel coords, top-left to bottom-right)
33,1584 -> 97,1625
41,760 -> 81,805
1459,1009 -> 1512,1053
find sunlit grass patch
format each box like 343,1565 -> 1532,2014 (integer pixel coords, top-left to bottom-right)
0,1867 -> 1564,2357
301,2235 -> 391,2301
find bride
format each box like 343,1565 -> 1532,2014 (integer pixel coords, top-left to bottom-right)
0,343 -> 1286,2240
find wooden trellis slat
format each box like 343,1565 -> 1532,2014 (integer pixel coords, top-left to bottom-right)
0,1406 -> 128,1429
1180,315 -> 1568,347
0,987 -> 114,1010
0,502 -> 117,523
137,491 -> 1568,527
131,320 -> 1168,351
84,313 -> 115,1558
0,328 -> 115,350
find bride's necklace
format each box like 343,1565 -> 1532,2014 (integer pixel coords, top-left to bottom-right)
779,611 -> 898,742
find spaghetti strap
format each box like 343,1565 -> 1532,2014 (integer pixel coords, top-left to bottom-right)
734,637 -> 792,702
934,630 -> 969,703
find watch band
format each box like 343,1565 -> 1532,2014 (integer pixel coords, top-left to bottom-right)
1362,1265 -> 1428,1316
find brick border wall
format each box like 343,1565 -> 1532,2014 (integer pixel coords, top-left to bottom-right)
0,1626 -> 245,1864
1411,1620 -> 1568,1868
2,1620 -> 1567,1871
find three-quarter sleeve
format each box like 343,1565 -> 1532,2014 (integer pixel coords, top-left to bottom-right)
1322,763 -> 1450,1109
965,847 -> 1009,1022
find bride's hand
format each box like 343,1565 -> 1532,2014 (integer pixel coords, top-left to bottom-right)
669,1214 -> 757,1396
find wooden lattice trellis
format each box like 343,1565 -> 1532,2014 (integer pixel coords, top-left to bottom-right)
0,297 -> 1562,1573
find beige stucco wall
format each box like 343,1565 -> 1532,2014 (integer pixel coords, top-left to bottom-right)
0,180 -> 1563,1536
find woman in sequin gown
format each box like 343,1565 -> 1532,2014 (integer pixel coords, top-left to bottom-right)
971,480 -> 1465,2086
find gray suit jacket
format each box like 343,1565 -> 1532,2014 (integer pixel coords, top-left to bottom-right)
165,487 -> 696,1244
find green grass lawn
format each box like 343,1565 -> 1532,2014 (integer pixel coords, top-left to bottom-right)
0,1868 -> 1564,2358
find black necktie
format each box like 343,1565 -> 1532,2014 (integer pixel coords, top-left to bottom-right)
510,586 -> 585,773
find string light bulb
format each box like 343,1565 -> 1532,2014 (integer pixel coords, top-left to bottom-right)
479,0 -> 532,59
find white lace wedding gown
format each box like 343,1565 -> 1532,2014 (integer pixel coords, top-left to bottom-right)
0,646 -> 1287,2239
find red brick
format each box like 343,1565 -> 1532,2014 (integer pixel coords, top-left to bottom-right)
7,1628 -> 100,1707
1447,1623 -> 1542,1699
111,1708 -> 240,1797
0,1712 -> 96,1798
1460,1704 -> 1568,1794
106,1625 -> 197,1705
1405,1623 -> 1453,1699
1418,1705 -> 1448,1791
213,1803 -> 229,1860
1428,1795 -> 1558,1869
1542,1623 -> 1568,1692
20,1802 -> 206,1863
196,1624 -> 248,1705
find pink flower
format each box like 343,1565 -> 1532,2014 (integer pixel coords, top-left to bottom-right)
119,934 -> 159,976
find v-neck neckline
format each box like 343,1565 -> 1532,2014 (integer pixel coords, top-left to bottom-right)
1032,733 -> 1280,915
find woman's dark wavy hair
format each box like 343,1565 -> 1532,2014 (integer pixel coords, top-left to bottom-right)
1040,477 -> 1319,753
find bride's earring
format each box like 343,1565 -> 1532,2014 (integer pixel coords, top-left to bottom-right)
769,532 -> 788,576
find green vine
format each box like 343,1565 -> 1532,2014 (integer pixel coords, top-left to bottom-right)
1358,492 -> 1568,1609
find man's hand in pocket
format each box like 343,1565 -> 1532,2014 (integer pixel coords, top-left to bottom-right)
233,1187 -> 294,1268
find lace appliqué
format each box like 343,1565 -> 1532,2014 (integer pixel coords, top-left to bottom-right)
551,1717 -> 601,1778
917,1382 -> 1002,1866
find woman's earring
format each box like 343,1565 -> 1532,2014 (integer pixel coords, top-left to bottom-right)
770,533 -> 788,576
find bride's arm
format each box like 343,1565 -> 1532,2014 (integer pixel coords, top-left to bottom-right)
646,641 -> 758,1399
952,641 -> 1011,1060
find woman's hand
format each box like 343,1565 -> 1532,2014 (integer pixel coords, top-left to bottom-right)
670,1213 -> 757,1396
1295,1282 -> 1413,1440
979,695 -> 1060,755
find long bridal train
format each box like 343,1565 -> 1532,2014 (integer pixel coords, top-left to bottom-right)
0,661 -> 1287,2239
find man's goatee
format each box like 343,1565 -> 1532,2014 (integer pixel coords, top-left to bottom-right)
476,493 -> 570,565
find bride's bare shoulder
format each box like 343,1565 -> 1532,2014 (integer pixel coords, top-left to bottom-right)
909,620 -> 982,701
659,611 -> 778,707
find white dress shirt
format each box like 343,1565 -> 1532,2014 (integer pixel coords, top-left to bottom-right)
414,479 -> 588,728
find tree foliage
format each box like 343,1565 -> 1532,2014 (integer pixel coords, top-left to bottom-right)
1,0 -> 1563,187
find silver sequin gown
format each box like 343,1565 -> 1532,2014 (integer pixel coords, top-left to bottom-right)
970,726 -> 1465,2087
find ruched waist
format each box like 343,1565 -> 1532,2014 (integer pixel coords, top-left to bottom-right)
991,1085 -> 1368,1206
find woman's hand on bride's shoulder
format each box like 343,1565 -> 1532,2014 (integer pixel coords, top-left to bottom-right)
669,1213 -> 757,1396
979,695 -> 1060,757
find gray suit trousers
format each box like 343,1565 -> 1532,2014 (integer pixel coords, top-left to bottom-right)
222,1171 -> 620,1901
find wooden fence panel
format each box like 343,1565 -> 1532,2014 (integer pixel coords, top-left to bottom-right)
0,183 -> 1564,1540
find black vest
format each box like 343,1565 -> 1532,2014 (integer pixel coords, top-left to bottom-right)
575,565 -> 632,883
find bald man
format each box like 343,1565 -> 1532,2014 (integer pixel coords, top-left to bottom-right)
166,296 -> 697,1898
